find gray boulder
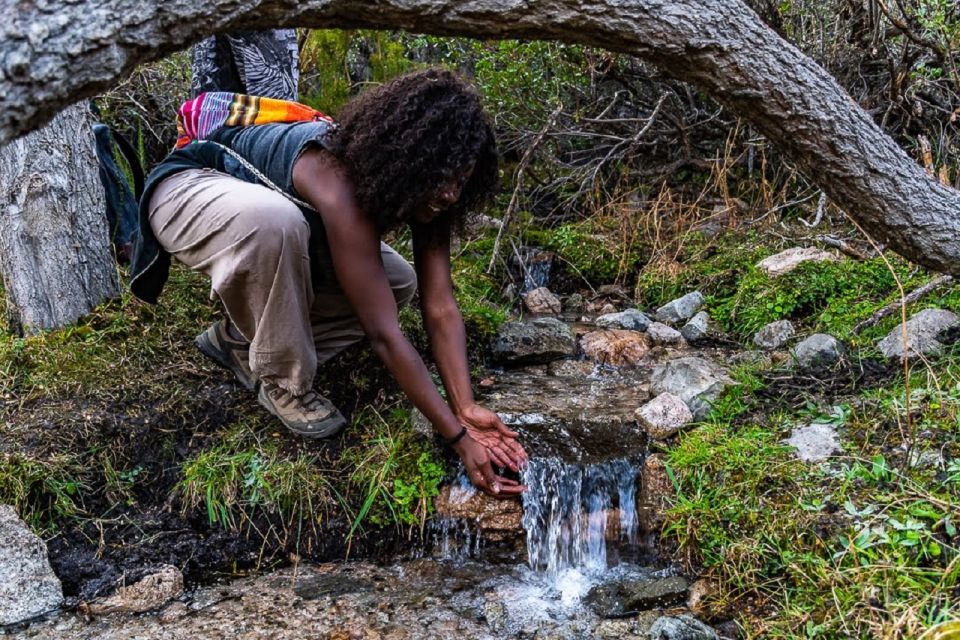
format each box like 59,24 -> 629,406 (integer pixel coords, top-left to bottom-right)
0,505 -> 63,625
877,308 -> 960,360
649,614 -> 719,640
783,423 -> 842,462
649,357 -> 734,419
753,320 -> 796,350
636,392 -> 694,439
492,317 -> 576,365
655,291 -> 705,324
88,565 -> 184,615
680,311 -> 711,344
647,322 -> 685,346
791,333 -> 843,368
595,308 -> 651,331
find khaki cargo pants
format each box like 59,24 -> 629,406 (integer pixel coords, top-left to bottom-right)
148,168 -> 417,395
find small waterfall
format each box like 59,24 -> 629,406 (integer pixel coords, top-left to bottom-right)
521,457 -> 640,575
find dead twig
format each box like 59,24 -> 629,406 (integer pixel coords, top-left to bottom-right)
816,235 -> 872,261
852,275 -> 955,334
487,103 -> 564,274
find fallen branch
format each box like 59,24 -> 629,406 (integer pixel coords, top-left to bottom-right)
817,235 -> 872,261
487,103 -> 564,274
851,275 -> 955,334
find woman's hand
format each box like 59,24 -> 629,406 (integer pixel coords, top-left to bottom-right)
452,433 -> 526,497
456,403 -> 528,472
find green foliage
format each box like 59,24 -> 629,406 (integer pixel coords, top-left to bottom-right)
342,408 -> 446,540
450,235 -> 510,338
711,255 -> 927,341
0,453 -> 89,534
299,30 -> 421,114
177,422 -> 339,530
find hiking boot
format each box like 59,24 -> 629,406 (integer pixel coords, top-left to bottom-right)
257,384 -> 347,439
194,320 -> 257,391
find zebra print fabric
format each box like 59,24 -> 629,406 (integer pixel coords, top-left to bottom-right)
191,30 -> 300,101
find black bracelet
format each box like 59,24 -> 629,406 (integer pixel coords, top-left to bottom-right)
442,426 -> 468,447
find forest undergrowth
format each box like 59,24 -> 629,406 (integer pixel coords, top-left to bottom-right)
2,5 -> 959,637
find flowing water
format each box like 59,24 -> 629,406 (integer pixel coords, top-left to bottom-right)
16,325 -> 712,639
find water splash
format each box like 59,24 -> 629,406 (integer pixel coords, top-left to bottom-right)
521,457 -> 640,575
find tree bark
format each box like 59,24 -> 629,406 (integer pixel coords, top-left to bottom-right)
0,102 -> 119,335
2,0 -> 958,275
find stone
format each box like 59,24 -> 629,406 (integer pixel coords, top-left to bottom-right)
791,333 -> 843,368
522,286 -> 562,315
877,308 -> 960,360
599,302 -> 617,315
783,423 -> 842,462
648,614 -> 719,640
580,329 -> 651,367
756,247 -> 837,277
638,454 -> 672,533
623,576 -> 689,610
564,292 -> 585,313
0,505 -> 63,625
157,601 -> 189,625
686,578 -> 717,616
680,311 -> 711,344
492,317 -> 576,365
753,320 -> 796,349
649,357 -> 734,419
636,393 -> 694,439
655,291 -> 705,324
596,308 -> 652,331
434,485 -> 523,539
647,322 -> 685,345
547,359 -> 597,377
87,565 -> 183,615
585,576 -> 689,617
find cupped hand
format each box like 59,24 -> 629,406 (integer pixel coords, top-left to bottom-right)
456,403 -> 528,472
452,433 -> 526,497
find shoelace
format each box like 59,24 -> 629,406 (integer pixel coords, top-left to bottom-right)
268,386 -> 329,415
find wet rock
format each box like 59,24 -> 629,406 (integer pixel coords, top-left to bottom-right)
595,619 -> 634,638
295,574 -> 373,600
686,578 -> 718,616
481,600 -> 506,633
624,576 -> 689,610
547,359 -> 597,377
655,291 -> 705,324
580,329 -> 651,367
586,576 -> 689,617
638,454 -> 672,533
87,565 -> 183,615
791,333 -> 843,368
756,247 -> 837,277
598,302 -> 618,315
877,308 -> 960,360
596,308 -> 652,331
636,393 -> 694,439
680,311 -> 711,344
157,601 -> 189,625
649,614 -> 719,640
0,505 -> 63,625
783,423 -> 842,462
649,357 -> 733,419
522,286 -> 562,315
647,322 -> 685,346
753,320 -> 796,350
434,485 -> 523,539
564,292 -> 585,314
492,317 -> 576,365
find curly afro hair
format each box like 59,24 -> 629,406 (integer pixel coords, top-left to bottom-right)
325,68 -> 499,233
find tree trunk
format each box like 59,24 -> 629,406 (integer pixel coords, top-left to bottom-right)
0,102 -> 119,335
2,0 -> 959,275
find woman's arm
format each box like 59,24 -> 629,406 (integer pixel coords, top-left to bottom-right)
293,149 -> 521,494
411,219 -> 527,472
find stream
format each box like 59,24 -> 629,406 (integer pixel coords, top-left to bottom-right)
15,314 -> 730,639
